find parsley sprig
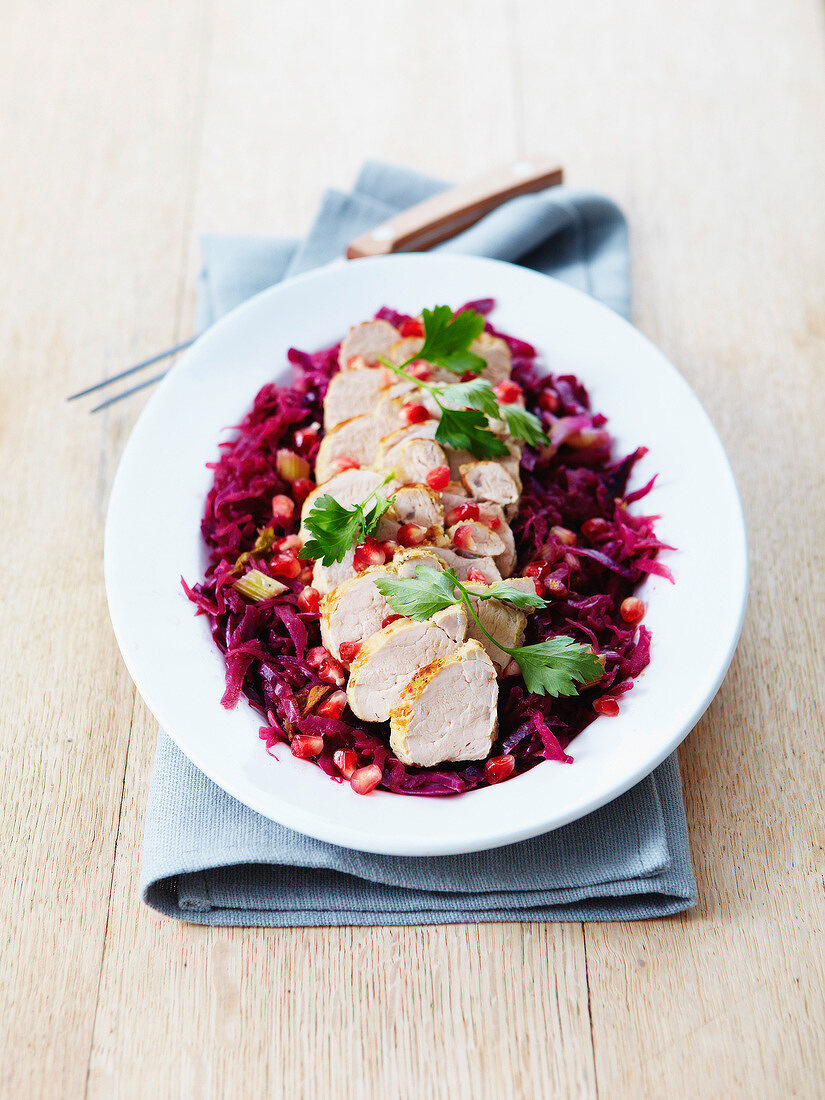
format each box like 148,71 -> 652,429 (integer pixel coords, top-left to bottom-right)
374,565 -> 603,697
378,305 -> 548,459
302,474 -> 396,566
411,305 -> 488,376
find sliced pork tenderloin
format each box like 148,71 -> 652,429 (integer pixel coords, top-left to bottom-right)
494,516 -> 517,577
471,332 -> 512,385
389,641 -> 498,766
311,549 -> 357,596
429,546 -> 502,584
387,436 -> 449,485
447,519 -> 506,558
299,468 -> 388,538
386,336 -> 424,365
460,460 -> 520,508
462,581 -> 530,673
337,320 -> 400,370
324,367 -> 390,430
391,485 -> 444,529
315,412 -> 401,483
376,419 -> 439,463
346,605 -> 469,722
319,565 -> 396,663
391,546 -> 445,577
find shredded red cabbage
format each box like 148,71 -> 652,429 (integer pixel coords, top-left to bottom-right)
183,303 -> 673,795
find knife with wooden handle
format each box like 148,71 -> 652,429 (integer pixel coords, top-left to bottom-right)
345,159 -> 563,259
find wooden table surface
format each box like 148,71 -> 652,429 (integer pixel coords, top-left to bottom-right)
2,1 -> 824,1096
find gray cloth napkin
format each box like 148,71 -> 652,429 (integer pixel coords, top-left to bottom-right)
143,161 -> 697,925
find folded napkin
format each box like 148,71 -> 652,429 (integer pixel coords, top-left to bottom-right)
142,161 -> 697,925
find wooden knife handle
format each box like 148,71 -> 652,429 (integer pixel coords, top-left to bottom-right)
345,159 -> 564,259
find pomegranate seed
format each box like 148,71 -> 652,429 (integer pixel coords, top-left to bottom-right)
297,586 -> 321,614
271,553 -> 302,579
485,754 -> 515,784
538,390 -> 560,413
494,380 -> 523,404
382,612 -> 403,628
318,656 -> 346,687
350,764 -> 382,795
276,449 -> 311,483
272,494 -> 295,522
279,534 -> 303,552
593,697 -> 620,717
466,568 -> 488,583
338,640 -> 363,664
399,319 -> 425,338
620,596 -> 645,624
318,690 -> 348,721
531,578 -> 544,596
293,426 -> 318,452
306,645 -> 329,669
479,510 -> 501,530
381,539 -> 400,560
333,748 -> 357,778
297,566 -> 314,585
408,360 -> 432,380
346,355 -> 368,370
353,536 -> 386,572
425,465 -> 450,492
452,524 -> 477,552
524,560 -> 547,578
401,402 -> 431,425
446,502 -> 479,525
333,456 -> 360,473
551,525 -> 577,546
291,733 -> 324,759
397,522 -> 427,547
292,477 -> 315,504
582,517 -> 611,541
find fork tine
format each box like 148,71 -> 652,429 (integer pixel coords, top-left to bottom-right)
90,370 -> 170,413
67,337 -> 195,401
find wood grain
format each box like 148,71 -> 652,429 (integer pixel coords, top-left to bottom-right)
1,0 -> 823,1097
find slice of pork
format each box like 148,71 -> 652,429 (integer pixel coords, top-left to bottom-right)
462,583 -> 528,673
391,485 -> 444,529
471,332 -> 512,385
311,548 -> 357,596
373,379 -> 419,420
347,605 -> 468,722
429,546 -> 502,584
391,546 -> 445,577
319,565 -> 396,662
440,483 -> 471,515
299,468 -> 387,539
386,336 -> 424,365
494,518 -> 517,577
376,419 -> 439,465
389,640 -> 498,766
460,461 -> 520,507
388,437 -> 448,485
324,367 -> 390,430
315,412 -> 400,484
447,520 -> 506,558
338,320 -> 400,370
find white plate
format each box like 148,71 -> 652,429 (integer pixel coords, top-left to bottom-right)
105,254 -> 748,856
